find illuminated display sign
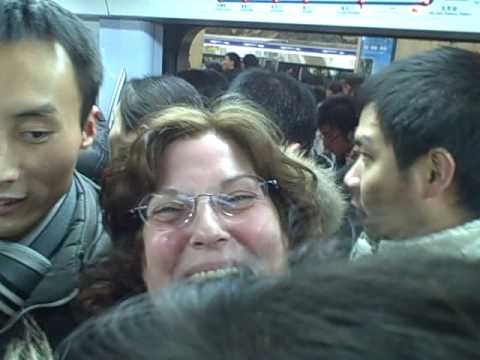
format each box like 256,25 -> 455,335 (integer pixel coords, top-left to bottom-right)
204,38 -> 357,55
219,0 -> 431,3
108,0 -> 480,38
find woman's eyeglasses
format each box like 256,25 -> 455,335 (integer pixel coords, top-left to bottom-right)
130,175 -> 278,228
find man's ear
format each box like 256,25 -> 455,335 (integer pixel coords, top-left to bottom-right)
80,105 -> 99,149
423,148 -> 456,199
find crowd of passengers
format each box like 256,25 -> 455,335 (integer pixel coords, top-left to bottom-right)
1,0 -> 480,359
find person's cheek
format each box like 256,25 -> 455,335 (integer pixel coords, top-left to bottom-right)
143,227 -> 185,291
19,143 -> 76,233
230,206 -> 286,273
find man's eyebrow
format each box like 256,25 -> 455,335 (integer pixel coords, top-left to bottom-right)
354,135 -> 373,148
13,103 -> 58,119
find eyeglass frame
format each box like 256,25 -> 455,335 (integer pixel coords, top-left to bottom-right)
129,175 -> 279,228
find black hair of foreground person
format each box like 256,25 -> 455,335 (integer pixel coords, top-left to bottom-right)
57,256 -> 480,360
0,0 -> 102,127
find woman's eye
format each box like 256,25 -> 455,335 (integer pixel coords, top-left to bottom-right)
152,204 -> 185,215
220,192 -> 257,208
20,131 -> 53,143
148,203 -> 188,221
155,207 -> 179,214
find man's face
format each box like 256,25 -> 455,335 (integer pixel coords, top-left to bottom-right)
319,124 -> 352,160
344,104 -> 428,241
0,40 -> 95,239
222,56 -> 234,71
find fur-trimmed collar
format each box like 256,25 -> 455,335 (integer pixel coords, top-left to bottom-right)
283,147 -> 346,239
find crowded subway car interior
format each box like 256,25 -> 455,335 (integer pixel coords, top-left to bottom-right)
1,0 -> 480,358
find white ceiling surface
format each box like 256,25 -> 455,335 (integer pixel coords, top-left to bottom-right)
55,0 -> 108,15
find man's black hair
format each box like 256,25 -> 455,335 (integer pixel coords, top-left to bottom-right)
119,75 -> 204,133
317,94 -> 358,137
311,85 -> 326,104
358,47 -> 480,215
177,69 -> 228,108
225,52 -> 241,70
229,68 -> 317,151
327,80 -> 344,95
205,61 -> 222,73
0,0 -> 103,127
342,73 -> 364,96
243,54 -> 259,69
59,256 -> 480,360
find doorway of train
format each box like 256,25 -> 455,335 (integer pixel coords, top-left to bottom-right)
190,29 -> 480,71
181,27 -> 480,96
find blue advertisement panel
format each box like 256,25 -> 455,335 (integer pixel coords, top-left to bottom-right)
360,37 -> 396,74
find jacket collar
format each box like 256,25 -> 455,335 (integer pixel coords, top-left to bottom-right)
351,218 -> 480,260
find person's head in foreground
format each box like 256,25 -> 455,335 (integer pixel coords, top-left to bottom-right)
59,256 -> 480,360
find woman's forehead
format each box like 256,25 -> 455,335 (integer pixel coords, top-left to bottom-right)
156,175 -> 262,195
155,133 -> 257,191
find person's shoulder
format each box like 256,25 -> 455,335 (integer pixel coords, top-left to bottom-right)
74,171 -> 101,193
72,171 -> 112,262
456,218 -> 480,259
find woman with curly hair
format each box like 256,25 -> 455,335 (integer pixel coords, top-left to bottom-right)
78,99 -> 345,316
